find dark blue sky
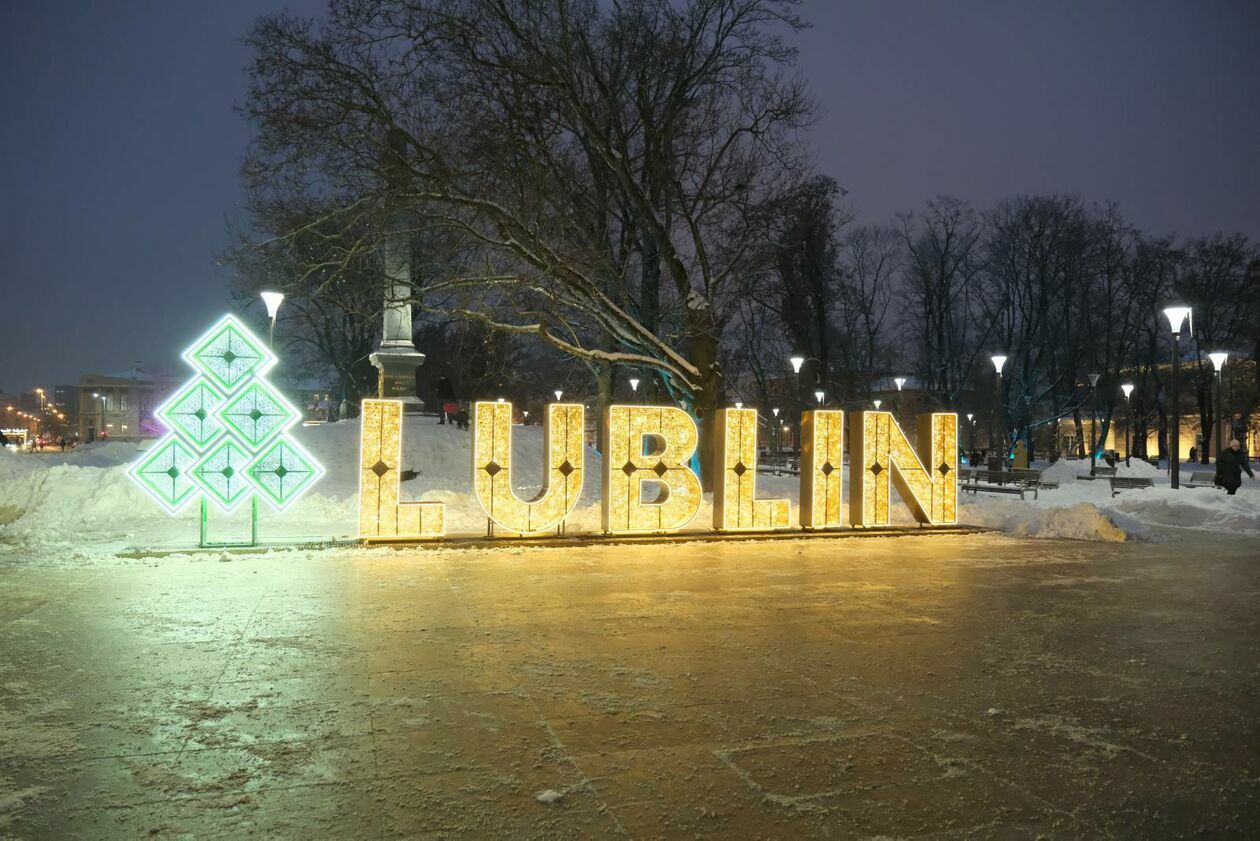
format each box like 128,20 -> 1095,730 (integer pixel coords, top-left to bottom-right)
2,0 -> 1258,393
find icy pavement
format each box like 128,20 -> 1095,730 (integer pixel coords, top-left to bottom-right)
3,530 -> 1259,838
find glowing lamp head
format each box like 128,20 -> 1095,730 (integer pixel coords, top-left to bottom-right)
873,399 -> 882,410
1208,351 -> 1228,373
628,378 -> 639,392
1163,305 -> 1192,335
966,413 -> 974,422
554,390 -> 563,401
734,401 -> 743,409
496,397 -> 505,403
894,377 -> 906,391
990,355 -> 1007,375
92,393 -> 99,398
789,356 -> 805,374
1121,383 -> 1135,399
772,407 -> 780,417
814,390 -> 824,404
1088,372 -> 1101,388
260,290 -> 285,318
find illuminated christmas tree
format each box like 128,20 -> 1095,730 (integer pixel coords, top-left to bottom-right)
129,314 -> 323,542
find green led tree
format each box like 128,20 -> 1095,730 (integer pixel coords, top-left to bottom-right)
129,314 -> 323,546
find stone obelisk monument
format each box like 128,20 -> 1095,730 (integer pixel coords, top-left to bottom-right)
369,128 -> 426,411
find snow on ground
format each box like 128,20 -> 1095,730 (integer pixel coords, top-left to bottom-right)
2,418 -> 1257,553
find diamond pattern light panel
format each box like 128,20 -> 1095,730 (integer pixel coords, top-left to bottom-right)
713,408 -> 790,531
128,314 -> 321,516
849,411 -> 958,526
473,401 -> 584,535
602,405 -> 701,534
358,399 -> 445,540
801,410 -> 845,529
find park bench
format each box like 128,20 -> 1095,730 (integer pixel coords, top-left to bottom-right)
1009,467 -> 1059,491
1109,476 -> 1154,496
963,481 -> 1035,500
1077,465 -> 1117,480
1184,471 -> 1221,489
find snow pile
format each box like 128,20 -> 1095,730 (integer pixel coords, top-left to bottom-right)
958,499 -> 1129,542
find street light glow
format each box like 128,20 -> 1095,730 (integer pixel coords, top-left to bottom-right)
628,378 -> 639,392
814,390 -> 824,404
1208,351 -> 1228,372
990,355 -> 1007,375
789,356 -> 805,374
873,399 -> 882,410
1162,305 -> 1192,334
894,377 -> 906,391
554,390 -> 563,401
260,290 -> 285,318
1121,383 -> 1134,399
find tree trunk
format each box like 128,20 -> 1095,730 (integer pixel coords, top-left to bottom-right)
687,309 -> 723,492
596,361 -> 613,456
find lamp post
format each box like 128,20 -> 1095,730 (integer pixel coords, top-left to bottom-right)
1163,305 -> 1192,489
92,392 -> 107,441
554,389 -> 563,402
990,355 -> 1007,466
1088,372 -> 1101,473
1208,352 -> 1228,463
1120,383 -> 1134,466
789,356 -> 805,424
814,390 -> 825,408
873,399 -> 882,410
894,376 -> 906,422
260,291 -> 285,350
629,378 -> 640,403
772,407 -> 781,459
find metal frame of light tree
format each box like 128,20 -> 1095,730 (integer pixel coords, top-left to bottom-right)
128,314 -> 323,548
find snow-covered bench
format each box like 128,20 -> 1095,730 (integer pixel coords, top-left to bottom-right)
1077,465 -> 1117,480
1184,471 -> 1221,489
1109,476 -> 1154,496
1009,468 -> 1058,491
963,481 -> 1036,500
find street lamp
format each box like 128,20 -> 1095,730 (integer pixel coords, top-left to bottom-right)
1120,383 -> 1135,467
1208,352 -> 1228,462
771,407 -> 781,458
1163,305 -> 1192,488
92,392 -> 107,442
1088,372 -> 1101,473
990,355 -> 1007,465
873,399 -> 882,410
554,389 -> 563,402
814,390 -> 824,406
734,401 -> 743,409
629,378 -> 640,402
789,355 -> 805,422
966,413 -> 976,459
260,290 -> 285,349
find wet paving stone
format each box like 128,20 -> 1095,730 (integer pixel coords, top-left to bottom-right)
1,530 -> 1258,837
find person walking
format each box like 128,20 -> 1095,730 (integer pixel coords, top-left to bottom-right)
1215,439 -> 1255,495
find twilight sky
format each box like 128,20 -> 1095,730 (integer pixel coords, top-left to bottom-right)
2,0 -> 1258,394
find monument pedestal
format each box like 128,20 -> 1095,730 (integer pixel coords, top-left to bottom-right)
371,346 -> 426,412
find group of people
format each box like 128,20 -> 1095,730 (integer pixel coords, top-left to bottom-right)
0,432 -> 67,452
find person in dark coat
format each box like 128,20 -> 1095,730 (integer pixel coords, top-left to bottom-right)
1215,439 -> 1255,495
435,377 -> 455,425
